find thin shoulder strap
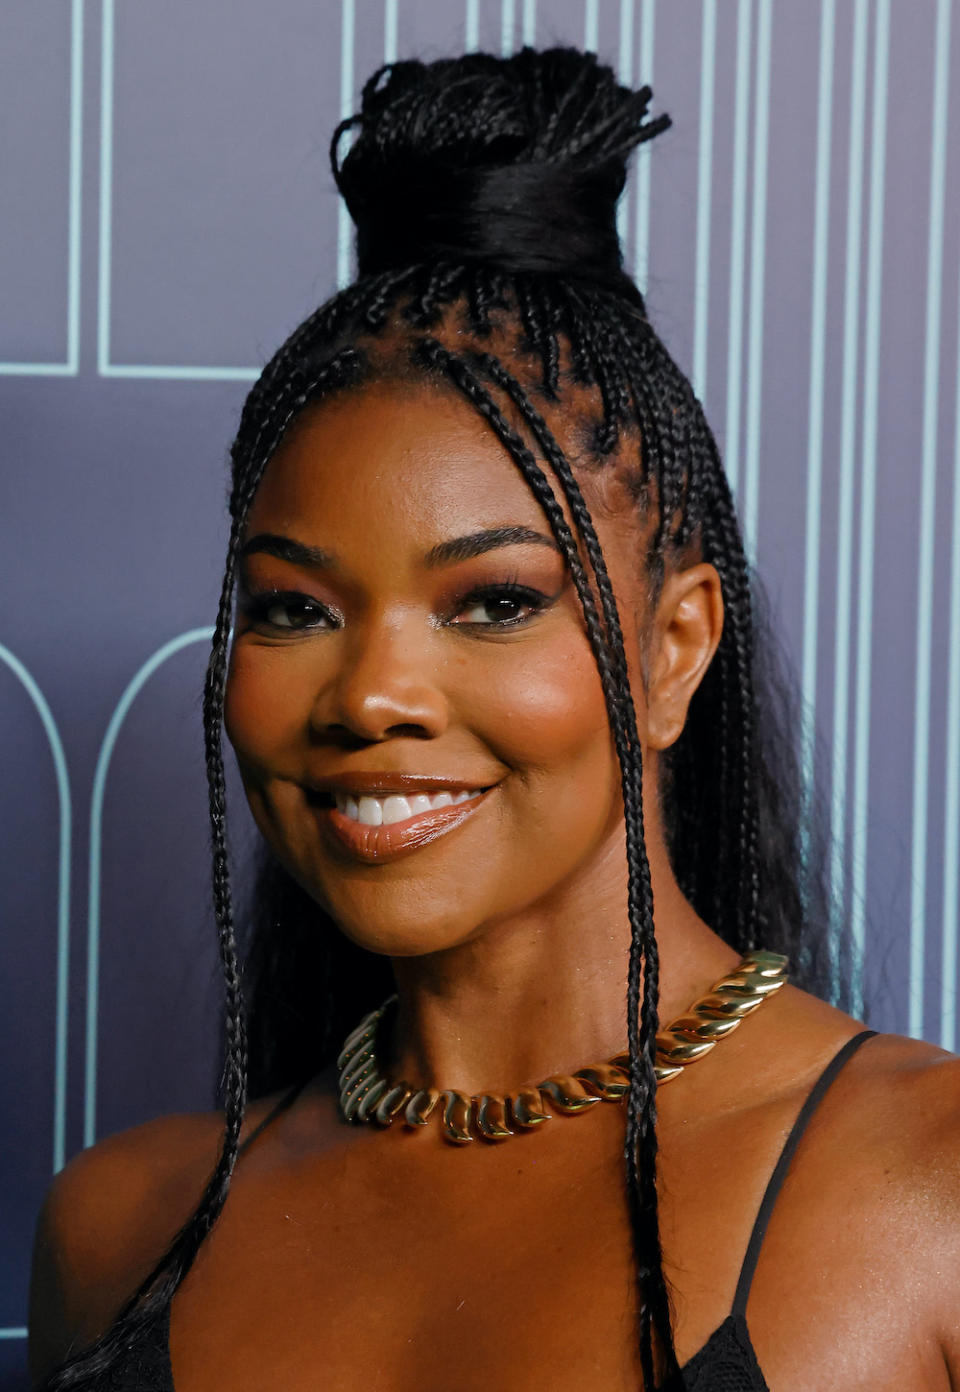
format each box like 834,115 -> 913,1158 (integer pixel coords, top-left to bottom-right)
731,1028 -> 877,1317
237,1076 -> 309,1157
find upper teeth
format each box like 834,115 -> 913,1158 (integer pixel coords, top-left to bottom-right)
333,790 -> 483,826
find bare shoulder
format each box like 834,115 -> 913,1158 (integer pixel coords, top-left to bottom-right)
27,1090 -> 292,1387
776,987 -> 960,1182
791,998 -> 960,1369
745,987 -> 960,1379
845,1027 -> 960,1242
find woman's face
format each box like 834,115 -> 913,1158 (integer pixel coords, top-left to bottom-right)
224,380 -> 651,958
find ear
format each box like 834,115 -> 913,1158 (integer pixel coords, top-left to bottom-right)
644,562 -> 724,751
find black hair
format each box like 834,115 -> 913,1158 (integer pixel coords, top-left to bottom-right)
43,45 -> 837,1390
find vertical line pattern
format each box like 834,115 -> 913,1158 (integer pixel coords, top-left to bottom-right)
583,0 -> 599,54
850,0 -> 890,1019
501,0 -> 515,56
337,0 -> 355,291
465,0 -> 479,51
523,0 -> 536,47
66,0 -> 84,372
724,0 -> 753,500
97,0 -> 115,374
0,647 -> 71,1175
943,223 -> 960,1052
828,0 -> 869,1003
911,0 -> 953,1037
741,0 -> 772,559
692,0 -> 717,402
634,0 -> 656,290
384,0 -> 398,63
84,630 -> 214,1148
617,0 -> 634,246
799,0 -> 836,902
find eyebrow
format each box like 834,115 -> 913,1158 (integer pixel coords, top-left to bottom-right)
424,525 -> 559,567
239,525 -> 560,571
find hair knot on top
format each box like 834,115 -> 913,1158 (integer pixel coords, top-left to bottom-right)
351,159 -> 623,284
330,45 -> 671,291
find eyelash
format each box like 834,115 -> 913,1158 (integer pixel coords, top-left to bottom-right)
237,580 -> 554,634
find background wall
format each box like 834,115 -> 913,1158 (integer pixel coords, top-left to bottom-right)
3,0 -> 959,1382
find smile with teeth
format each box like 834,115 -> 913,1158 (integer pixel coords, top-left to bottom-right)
333,789 -> 484,826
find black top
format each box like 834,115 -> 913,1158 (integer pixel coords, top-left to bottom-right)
94,1029 -> 878,1391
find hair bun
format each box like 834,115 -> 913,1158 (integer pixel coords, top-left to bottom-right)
330,46 -> 670,288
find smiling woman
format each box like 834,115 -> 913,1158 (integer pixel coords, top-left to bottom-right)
28,44 -> 960,1392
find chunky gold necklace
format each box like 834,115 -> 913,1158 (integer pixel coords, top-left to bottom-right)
337,949 -> 788,1145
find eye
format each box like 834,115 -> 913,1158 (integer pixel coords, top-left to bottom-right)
451,583 -> 551,628
239,590 -> 335,632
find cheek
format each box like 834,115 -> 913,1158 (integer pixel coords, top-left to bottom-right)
474,633 -> 617,807
223,643 -> 310,777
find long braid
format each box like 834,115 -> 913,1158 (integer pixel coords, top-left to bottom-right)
419,338 -> 676,1383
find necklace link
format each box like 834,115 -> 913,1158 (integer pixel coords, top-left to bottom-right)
337,949 -> 788,1144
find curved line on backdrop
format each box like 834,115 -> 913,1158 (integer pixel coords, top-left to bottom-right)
0,644 -> 72,1176
85,628 -> 215,1149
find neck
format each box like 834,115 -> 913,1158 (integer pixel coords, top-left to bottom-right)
381,811 -> 740,1098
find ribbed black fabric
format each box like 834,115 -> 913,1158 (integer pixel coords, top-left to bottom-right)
95,1030 -> 878,1390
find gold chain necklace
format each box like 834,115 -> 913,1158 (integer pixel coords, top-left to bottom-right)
337,949 -> 788,1145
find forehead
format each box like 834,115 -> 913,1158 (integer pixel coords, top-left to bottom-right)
247,381 -> 557,536
242,378 -> 651,611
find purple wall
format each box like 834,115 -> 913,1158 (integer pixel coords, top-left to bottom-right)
3,1 -> 959,1381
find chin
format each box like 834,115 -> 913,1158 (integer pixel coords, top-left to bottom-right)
327,908 -> 479,961
289,871 -> 476,959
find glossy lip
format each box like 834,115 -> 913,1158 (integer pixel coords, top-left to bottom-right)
308,785 -> 494,864
307,771 -> 494,797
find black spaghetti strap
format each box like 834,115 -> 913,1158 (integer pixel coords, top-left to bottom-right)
730,1028 -> 878,1317
237,1076 -> 309,1157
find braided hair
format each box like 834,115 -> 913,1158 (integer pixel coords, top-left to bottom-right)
45,46 -> 835,1391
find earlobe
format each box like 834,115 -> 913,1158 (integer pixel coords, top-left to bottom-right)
645,563 -> 724,751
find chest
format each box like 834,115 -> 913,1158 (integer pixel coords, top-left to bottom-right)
165,1105 -> 926,1392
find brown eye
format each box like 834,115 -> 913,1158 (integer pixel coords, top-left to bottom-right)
240,591 -> 335,632
451,584 -> 550,628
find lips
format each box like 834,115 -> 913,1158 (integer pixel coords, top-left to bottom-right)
305,776 -> 496,864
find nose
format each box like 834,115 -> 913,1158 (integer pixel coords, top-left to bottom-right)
310,614 -> 449,743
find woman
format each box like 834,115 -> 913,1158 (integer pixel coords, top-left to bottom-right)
28,46 -> 960,1391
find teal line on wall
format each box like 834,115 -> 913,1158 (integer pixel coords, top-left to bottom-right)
829,0 -> 868,1005
384,0 -> 398,62
911,0 -> 953,1039
692,0 -> 716,403
741,0 -> 772,561
583,0 -> 598,55
0,646 -> 71,1176
97,0 -> 115,376
466,0 -> 480,51
501,0 -> 514,56
850,0 -> 891,1020
724,0 -> 753,503
338,0 -> 356,292
84,629 -> 215,1149
616,0 -> 633,246
633,0 -> 655,292
0,0 -> 83,377
66,0 -> 83,374
799,0 -> 836,906
943,206 -> 960,1053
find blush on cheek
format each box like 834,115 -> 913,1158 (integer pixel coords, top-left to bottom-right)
480,645 -> 611,766
223,645 -> 304,766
